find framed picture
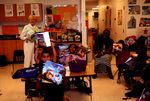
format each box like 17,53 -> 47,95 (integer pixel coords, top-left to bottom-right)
47,15 -> 53,23
118,10 -> 122,25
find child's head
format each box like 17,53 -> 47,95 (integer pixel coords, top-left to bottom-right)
118,40 -> 125,45
41,49 -> 51,63
69,44 -> 77,54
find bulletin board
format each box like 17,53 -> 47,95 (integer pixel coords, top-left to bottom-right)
44,5 -> 78,30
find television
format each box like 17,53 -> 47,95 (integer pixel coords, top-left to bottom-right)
94,12 -> 99,19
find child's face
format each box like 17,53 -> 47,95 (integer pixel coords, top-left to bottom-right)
41,53 -> 51,63
70,45 -> 76,53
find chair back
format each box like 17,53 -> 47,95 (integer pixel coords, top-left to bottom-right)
13,50 -> 24,63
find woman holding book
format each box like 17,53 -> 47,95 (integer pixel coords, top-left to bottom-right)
20,14 -> 38,68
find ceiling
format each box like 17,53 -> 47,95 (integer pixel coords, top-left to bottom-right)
86,0 -> 98,10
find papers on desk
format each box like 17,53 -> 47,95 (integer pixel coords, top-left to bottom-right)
65,66 -> 70,76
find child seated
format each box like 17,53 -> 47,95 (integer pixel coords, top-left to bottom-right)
59,44 -> 86,65
115,40 -> 130,84
34,42 -> 69,101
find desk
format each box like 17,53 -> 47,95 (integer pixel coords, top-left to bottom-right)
21,66 -> 96,93
65,66 -> 96,92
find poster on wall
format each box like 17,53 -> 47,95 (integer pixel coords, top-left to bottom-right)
128,0 -> 137,4
139,18 -> 150,27
137,28 -> 150,37
142,6 -> 150,15
17,4 -> 25,16
31,4 -> 40,16
128,16 -> 136,28
144,0 -> 150,3
5,4 -> 13,17
128,5 -> 140,14
53,7 -> 59,15
137,28 -> 150,45
47,15 -> 53,23
118,10 -> 122,25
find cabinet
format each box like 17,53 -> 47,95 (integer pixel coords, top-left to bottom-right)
0,40 -> 24,62
0,3 -> 43,22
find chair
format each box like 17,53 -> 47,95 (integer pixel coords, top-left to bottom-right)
11,50 -> 24,75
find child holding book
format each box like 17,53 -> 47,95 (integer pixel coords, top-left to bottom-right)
34,43 -> 69,101
115,40 -> 130,84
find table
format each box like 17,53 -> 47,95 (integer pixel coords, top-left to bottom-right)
65,66 -> 96,92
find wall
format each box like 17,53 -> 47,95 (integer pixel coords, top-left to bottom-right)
98,0 -> 126,42
126,0 -> 150,38
87,10 -> 99,29
0,0 -> 79,35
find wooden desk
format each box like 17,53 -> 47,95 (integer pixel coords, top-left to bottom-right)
65,66 -> 96,92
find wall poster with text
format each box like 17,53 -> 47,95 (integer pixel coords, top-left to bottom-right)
17,4 -> 25,16
5,4 -> 13,17
31,4 -> 40,16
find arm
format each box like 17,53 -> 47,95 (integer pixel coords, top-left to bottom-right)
103,45 -> 113,54
34,43 -> 40,64
51,42 -> 57,62
20,25 -> 34,42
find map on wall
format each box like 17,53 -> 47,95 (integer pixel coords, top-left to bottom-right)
142,6 -> 150,15
128,16 -> 136,28
128,0 -> 137,4
128,5 -> 140,14
144,0 -> 150,3
139,18 -> 150,27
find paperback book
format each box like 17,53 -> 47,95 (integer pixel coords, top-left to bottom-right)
42,60 -> 65,85
35,31 -> 51,47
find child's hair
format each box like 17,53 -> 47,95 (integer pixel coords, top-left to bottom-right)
41,49 -> 52,56
118,40 -> 126,51
69,44 -> 77,50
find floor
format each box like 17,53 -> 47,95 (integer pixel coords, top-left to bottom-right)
0,55 -> 137,101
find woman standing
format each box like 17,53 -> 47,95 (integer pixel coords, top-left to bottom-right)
20,14 -> 38,68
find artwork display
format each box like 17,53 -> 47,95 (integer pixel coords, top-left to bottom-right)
142,6 -> 150,15
128,5 -> 140,14
128,16 -> 136,28
144,0 -> 150,3
139,18 -> 150,27
128,0 -> 137,4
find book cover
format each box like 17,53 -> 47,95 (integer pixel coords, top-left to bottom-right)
125,57 -> 136,70
58,45 -> 69,57
113,43 -> 123,51
42,60 -> 65,85
35,32 -> 51,47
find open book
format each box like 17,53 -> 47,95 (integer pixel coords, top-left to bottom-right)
35,32 -> 51,47
42,60 -> 65,85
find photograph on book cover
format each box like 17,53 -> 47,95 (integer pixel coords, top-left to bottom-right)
42,61 -> 65,85
35,32 -> 51,47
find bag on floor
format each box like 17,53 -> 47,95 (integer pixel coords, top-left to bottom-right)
12,67 -> 39,79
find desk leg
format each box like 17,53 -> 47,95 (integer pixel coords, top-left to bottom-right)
89,76 -> 92,92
